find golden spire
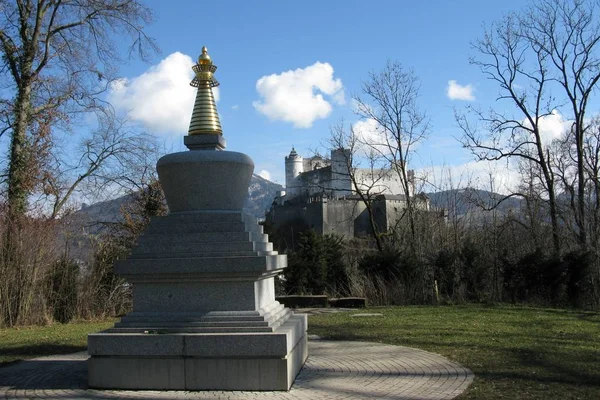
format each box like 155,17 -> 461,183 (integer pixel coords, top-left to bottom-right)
188,46 -> 222,135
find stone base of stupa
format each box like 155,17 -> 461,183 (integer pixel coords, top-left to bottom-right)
87,211 -> 307,390
88,316 -> 307,390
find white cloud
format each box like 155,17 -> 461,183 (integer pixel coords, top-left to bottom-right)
108,52 -> 220,135
352,118 -> 387,147
258,169 -> 271,181
447,80 -> 475,101
253,62 -> 344,128
538,110 -> 570,145
421,160 -> 520,195
516,109 -> 570,148
232,104 -> 239,110
351,117 -> 420,156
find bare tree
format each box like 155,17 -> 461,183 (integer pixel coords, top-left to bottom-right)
457,11 -> 562,254
0,0 -> 157,327
458,0 -> 600,254
521,0 -> 600,249
329,120 -> 389,251
0,0 -> 157,222
582,118 -> 600,250
354,61 -> 429,254
40,114 -> 161,219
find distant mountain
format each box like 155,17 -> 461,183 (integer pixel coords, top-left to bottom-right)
244,174 -> 284,219
426,188 -> 523,219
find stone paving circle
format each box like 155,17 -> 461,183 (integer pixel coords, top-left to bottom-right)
0,339 -> 473,399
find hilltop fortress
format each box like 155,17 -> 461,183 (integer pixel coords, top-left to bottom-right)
266,148 -> 431,239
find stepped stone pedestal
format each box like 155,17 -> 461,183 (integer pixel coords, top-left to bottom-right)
88,46 -> 307,391
88,149 -> 307,391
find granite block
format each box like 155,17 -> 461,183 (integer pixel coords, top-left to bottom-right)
145,220 -> 247,234
183,134 -> 226,150
136,231 -> 266,245
115,254 -> 287,276
87,333 -> 184,356
88,357 -> 185,389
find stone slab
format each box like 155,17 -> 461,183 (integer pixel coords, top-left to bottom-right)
88,315 -> 307,391
149,211 -> 250,223
137,231 -> 267,245
116,254 -> 286,276
131,240 -> 272,255
184,134 -> 226,150
126,278 -> 278,313
88,333 -> 184,356
89,314 -> 307,358
145,220 -> 248,234
88,334 -> 307,391
88,357 -> 185,390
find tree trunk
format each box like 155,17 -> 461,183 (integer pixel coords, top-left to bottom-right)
7,83 -> 32,221
575,120 -> 588,250
2,82 -> 32,326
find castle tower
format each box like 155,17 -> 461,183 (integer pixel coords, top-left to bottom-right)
285,147 -> 303,198
330,148 -> 352,197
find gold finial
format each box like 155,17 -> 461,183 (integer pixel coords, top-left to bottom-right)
188,46 -> 222,136
198,46 -> 211,65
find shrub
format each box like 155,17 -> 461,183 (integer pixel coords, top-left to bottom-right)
47,257 -> 79,323
283,231 -> 349,296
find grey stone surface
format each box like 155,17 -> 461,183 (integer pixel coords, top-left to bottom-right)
184,134 -> 226,150
88,333 -> 184,356
91,146 -> 307,390
128,280 -> 273,313
88,315 -> 308,390
0,340 -> 474,399
145,220 -> 248,234
88,358 -> 186,390
137,230 -> 267,244
116,254 -> 286,276
157,150 -> 253,212
150,210 -> 246,223
131,240 -> 273,256
184,357 -> 289,390
89,314 -> 306,358
88,203 -> 305,390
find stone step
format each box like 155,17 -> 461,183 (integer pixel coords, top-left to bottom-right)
119,303 -> 287,323
116,254 -> 287,275
145,221 -> 248,234
105,326 -> 277,333
136,231 -> 268,245
112,307 -> 292,333
149,218 -> 265,235
130,250 -> 278,259
115,319 -> 270,328
152,212 -> 245,224
132,240 -> 273,255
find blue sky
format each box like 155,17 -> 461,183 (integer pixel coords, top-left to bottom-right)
108,0 -> 541,191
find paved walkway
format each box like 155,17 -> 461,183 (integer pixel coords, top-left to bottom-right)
0,339 -> 473,399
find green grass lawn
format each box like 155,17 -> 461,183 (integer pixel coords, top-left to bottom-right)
0,320 -> 114,365
0,306 -> 598,399
308,304 -> 600,399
